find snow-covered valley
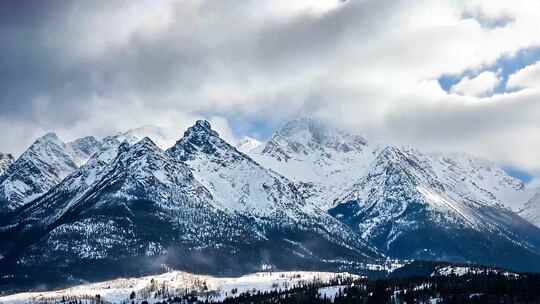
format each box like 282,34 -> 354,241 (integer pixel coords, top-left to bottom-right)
0,271 -> 358,304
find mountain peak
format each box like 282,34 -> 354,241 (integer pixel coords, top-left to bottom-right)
367,146 -> 445,192
194,119 -> 212,130
0,131 -> 80,210
184,120 -> 219,138
167,120 -> 232,161
35,132 -> 61,144
132,137 -> 159,151
118,137 -> 177,171
115,137 -> 162,163
375,146 -> 410,164
274,117 -> 321,138
257,117 -> 368,162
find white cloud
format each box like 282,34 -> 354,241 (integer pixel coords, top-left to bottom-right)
507,61 -> 540,90
207,116 -> 239,145
2,0 -> 540,177
450,71 -> 501,97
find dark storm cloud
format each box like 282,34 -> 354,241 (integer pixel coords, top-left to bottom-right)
0,1 -> 97,122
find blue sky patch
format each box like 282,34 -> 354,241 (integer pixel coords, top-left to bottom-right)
438,47 -> 540,96
503,166 -> 534,183
462,10 -> 514,29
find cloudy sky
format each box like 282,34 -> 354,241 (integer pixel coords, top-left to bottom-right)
1,0 -> 540,182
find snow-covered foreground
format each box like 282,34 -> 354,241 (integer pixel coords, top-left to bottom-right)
0,271 -> 359,304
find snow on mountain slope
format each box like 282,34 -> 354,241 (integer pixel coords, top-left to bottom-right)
428,152 -> 533,212
520,190 -> 540,227
250,118 -> 536,214
0,271 -> 357,304
236,136 -> 262,153
0,153 -> 14,177
0,138 -> 264,281
0,126 -> 173,213
0,133 -> 80,212
167,120 -> 311,218
329,146 -> 540,272
0,133 -> 384,290
0,131 -> 147,213
249,118 -> 373,210
332,147 -> 493,233
1,137 -> 217,251
166,120 -> 382,262
1,118 -> 537,287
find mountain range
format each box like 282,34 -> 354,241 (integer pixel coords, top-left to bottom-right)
1,118 -> 539,291
248,118 -> 540,271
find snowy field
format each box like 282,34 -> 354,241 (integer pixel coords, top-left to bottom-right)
0,271 -> 359,304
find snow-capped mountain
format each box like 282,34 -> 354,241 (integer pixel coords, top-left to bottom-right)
165,121 -> 381,262
1,138 -> 218,254
167,120 -> 313,218
236,136 -> 262,153
1,138 -> 253,284
248,118 -> 540,271
328,146 -> 540,272
1,118 -> 539,290
0,127 -> 172,214
166,120 -> 381,257
0,153 -> 14,177
249,118 -> 372,210
0,133 -> 80,212
249,118 -> 535,213
0,123 -> 384,289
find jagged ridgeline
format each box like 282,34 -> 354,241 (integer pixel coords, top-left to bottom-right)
0,121 -> 383,291
249,118 -> 540,272
1,118 -> 540,291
